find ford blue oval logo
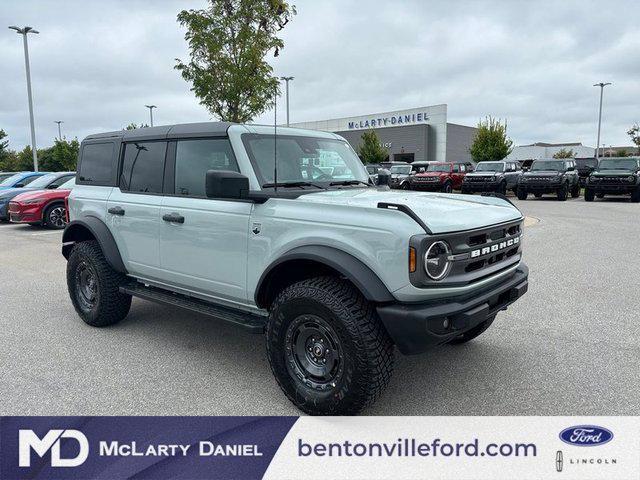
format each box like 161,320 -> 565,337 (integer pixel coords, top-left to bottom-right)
559,425 -> 613,446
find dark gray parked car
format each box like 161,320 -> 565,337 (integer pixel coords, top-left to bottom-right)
461,161 -> 521,195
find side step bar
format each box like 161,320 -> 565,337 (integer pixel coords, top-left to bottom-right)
119,283 -> 267,333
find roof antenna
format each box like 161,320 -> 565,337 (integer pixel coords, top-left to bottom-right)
273,81 -> 278,192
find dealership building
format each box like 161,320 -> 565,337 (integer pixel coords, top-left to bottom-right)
290,104 -> 477,163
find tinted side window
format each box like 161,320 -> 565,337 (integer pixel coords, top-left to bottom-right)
79,143 -> 114,184
20,176 -> 40,186
452,164 -> 460,172
120,141 -> 167,193
49,175 -> 74,188
174,139 -> 238,197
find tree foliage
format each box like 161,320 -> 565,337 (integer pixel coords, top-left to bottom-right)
627,123 -> 640,155
124,123 -> 150,130
553,148 -> 574,159
175,0 -> 296,123
39,139 -> 80,171
469,117 -> 513,162
0,129 -> 79,172
357,130 -> 388,164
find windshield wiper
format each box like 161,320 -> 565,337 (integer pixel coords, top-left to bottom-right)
329,180 -> 370,187
262,181 -> 325,189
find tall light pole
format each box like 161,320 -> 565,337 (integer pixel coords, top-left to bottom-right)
9,25 -> 39,171
145,105 -> 156,127
280,76 -> 294,126
54,120 -> 63,139
593,82 -> 611,159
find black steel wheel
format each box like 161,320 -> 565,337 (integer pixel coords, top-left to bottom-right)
67,240 -> 131,327
442,182 -> 453,193
266,276 -> 394,415
557,183 -> 568,201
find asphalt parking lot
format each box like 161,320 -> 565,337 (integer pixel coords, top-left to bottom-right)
1,197 -> 638,416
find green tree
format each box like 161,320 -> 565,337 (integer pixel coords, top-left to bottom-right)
0,129 -> 8,154
357,130 -> 388,164
39,139 -> 80,171
175,0 -> 296,123
12,146 -> 36,171
553,148 -> 574,159
627,123 -> 640,155
469,117 -> 513,162
124,123 -> 149,130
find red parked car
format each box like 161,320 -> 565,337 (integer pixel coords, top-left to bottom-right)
408,162 -> 473,192
8,177 -> 75,229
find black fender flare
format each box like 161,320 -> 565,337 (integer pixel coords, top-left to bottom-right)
62,217 -> 127,273
255,245 -> 395,307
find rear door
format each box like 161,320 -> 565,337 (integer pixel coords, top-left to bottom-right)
451,164 -> 463,188
159,137 -> 251,305
106,140 -> 167,279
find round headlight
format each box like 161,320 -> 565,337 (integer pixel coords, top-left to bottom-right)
424,241 -> 452,280
628,176 -> 635,183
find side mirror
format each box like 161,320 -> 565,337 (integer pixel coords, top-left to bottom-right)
15,183 -> 25,188
47,184 -> 58,189
376,168 -> 391,186
206,170 -> 249,199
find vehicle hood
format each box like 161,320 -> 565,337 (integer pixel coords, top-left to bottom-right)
416,172 -> 445,177
522,171 -> 561,177
465,172 -> 502,178
592,170 -> 636,177
11,188 -> 71,203
0,187 -> 33,200
295,188 -> 522,234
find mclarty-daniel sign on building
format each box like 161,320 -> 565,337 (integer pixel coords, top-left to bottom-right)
290,105 -> 477,164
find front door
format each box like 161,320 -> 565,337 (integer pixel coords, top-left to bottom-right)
106,140 -> 167,279
158,138 -> 251,305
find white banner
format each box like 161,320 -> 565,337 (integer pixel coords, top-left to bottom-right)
265,417 -> 639,480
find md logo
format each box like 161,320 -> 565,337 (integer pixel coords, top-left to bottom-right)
19,430 -> 89,467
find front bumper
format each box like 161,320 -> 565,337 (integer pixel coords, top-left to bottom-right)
588,183 -> 638,194
377,263 -> 528,355
461,181 -> 500,192
518,182 -> 562,193
8,202 -> 41,223
409,181 -> 444,191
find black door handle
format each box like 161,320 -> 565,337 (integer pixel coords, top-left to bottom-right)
108,206 -> 125,216
162,213 -> 185,224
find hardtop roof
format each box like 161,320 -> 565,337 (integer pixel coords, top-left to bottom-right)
83,122 -> 236,142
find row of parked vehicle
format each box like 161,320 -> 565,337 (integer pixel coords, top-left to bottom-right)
367,157 -> 640,202
0,171 -> 76,229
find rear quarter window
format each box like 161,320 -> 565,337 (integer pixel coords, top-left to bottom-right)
78,142 -> 115,185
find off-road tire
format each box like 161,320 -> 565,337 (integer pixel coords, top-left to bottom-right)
584,188 -> 595,202
570,183 -> 580,198
557,183 -> 569,201
448,314 -> 497,345
266,276 -> 394,415
517,188 -> 528,200
631,187 -> 640,203
43,202 -> 67,229
498,181 -> 507,196
442,181 -> 453,193
67,240 -> 131,327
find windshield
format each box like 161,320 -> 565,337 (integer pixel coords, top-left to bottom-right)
242,134 -> 369,187
0,173 -> 24,186
390,165 -> 411,174
59,178 -> 76,189
598,158 -> 639,170
0,174 -> 14,182
23,173 -> 58,189
475,162 -> 504,172
366,165 -> 379,174
531,160 -> 564,171
427,164 -> 451,172
575,159 -> 598,169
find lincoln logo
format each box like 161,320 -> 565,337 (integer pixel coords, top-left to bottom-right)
470,235 -> 520,259
19,429 -> 89,467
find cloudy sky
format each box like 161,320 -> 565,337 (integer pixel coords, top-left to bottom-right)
1,0 -> 638,151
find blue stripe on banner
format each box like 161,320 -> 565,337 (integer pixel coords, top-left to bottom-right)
0,416 -> 299,480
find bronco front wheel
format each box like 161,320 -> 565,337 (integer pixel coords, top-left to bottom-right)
266,276 -> 394,415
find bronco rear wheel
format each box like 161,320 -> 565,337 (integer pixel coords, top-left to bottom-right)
266,276 -> 394,415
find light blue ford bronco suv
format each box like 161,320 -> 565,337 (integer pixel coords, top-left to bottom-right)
62,122 -> 528,415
